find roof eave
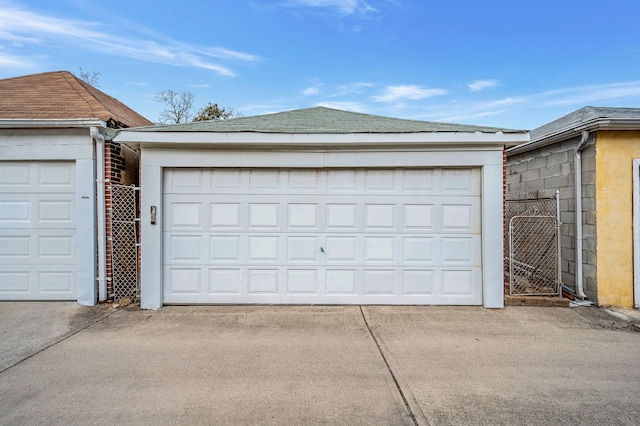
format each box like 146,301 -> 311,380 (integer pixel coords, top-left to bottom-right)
508,117 -> 640,155
115,130 -> 529,150
0,118 -> 107,129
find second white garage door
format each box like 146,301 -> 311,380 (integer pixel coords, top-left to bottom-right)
163,168 -> 482,305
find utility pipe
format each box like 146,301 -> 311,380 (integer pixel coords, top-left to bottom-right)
574,130 -> 590,300
91,127 -> 108,302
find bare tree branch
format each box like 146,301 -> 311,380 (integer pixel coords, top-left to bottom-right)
155,90 -> 195,124
77,67 -> 101,87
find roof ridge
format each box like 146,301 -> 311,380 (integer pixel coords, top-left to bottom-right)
58,72 -> 106,121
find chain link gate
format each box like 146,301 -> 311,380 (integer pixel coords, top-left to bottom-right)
505,191 -> 562,296
109,184 -> 140,301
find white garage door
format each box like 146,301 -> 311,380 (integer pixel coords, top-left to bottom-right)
0,162 -> 77,300
163,168 -> 482,305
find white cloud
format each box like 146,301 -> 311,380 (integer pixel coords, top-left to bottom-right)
468,79 -> 499,92
535,81 -> 640,106
0,5 -> 258,77
417,80 -> 640,128
372,85 -> 447,102
290,0 -> 376,14
303,86 -> 321,95
0,51 -> 36,69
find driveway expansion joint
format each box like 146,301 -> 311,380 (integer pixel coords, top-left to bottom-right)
0,306 -> 120,375
359,306 -> 423,426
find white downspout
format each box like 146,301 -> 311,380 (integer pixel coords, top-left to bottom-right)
574,130 -> 590,300
91,127 -> 108,302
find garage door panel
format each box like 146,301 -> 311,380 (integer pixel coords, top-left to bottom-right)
441,168 -> 481,194
440,236 -> 482,266
286,269 -> 318,294
402,237 -> 435,263
364,204 -> 395,229
210,203 -> 242,229
364,269 -> 396,294
402,270 -> 436,295
248,203 -> 280,228
287,203 -> 319,229
0,229 -> 76,264
248,269 -> 279,294
209,235 -> 242,262
0,265 -> 76,300
169,202 -> 203,229
168,268 -> 202,294
163,168 -> 482,305
440,199 -> 481,233
0,162 -> 74,193
365,170 -> 396,191
287,236 -> 320,262
0,196 -> 75,227
167,235 -> 203,262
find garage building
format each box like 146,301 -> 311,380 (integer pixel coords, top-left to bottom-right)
115,107 -> 528,308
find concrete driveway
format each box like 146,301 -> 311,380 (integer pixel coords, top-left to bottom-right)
0,303 -> 639,425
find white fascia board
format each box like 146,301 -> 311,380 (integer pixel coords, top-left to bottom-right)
115,130 -> 529,148
0,118 -> 106,129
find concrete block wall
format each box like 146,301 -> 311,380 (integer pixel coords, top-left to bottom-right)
506,134 -> 597,301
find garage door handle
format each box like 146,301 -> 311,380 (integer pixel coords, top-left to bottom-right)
320,247 -> 324,253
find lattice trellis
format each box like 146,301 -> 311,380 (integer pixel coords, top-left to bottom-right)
110,184 -> 139,301
505,191 -> 561,296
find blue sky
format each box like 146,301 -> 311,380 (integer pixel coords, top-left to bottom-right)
1,0 -> 640,129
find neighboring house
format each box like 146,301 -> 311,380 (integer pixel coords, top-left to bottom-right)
0,71 -> 153,305
506,106 -> 640,308
115,107 -> 528,309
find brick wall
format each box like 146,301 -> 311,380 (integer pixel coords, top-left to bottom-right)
506,134 -> 597,301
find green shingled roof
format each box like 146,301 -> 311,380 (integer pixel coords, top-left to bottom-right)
132,107 -> 524,134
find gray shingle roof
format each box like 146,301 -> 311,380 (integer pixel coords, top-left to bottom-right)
508,106 -> 640,155
131,106 -> 524,134
531,106 -> 640,142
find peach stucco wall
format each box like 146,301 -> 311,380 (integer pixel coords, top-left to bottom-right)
595,130 -> 640,307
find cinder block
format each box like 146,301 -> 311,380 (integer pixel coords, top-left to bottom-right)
525,179 -> 545,191
583,264 -> 597,280
561,234 -> 574,249
548,150 -> 569,165
545,175 -> 569,189
540,164 -> 562,178
583,224 -> 597,238
506,174 -> 521,184
581,155 -> 596,172
527,156 -> 547,170
509,161 -> 528,173
561,247 -> 575,260
560,186 -> 575,199
521,169 -> 540,182
582,197 -> 596,212
581,170 -> 596,185
507,181 -> 525,192
561,212 -> 575,224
